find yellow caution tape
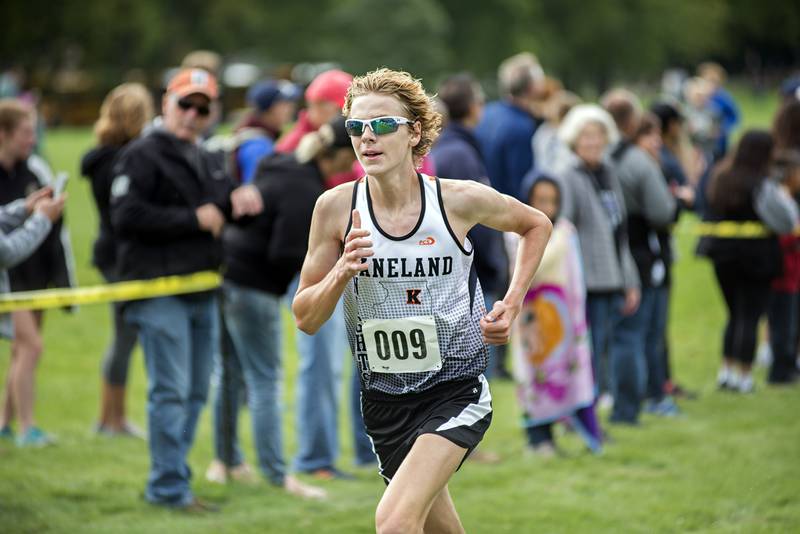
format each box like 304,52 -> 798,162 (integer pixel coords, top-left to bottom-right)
693,221 -> 772,238
0,271 -> 222,313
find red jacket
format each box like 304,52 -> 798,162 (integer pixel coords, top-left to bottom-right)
773,234 -> 800,292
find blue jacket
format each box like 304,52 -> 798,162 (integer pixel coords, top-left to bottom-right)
476,101 -> 539,199
709,88 -> 739,158
432,123 -> 507,294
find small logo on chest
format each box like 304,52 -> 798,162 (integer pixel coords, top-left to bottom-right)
418,236 -> 436,246
406,289 -> 422,305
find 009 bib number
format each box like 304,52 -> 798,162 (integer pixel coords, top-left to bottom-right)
363,315 -> 442,374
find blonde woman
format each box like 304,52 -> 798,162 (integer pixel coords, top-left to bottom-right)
81,83 -> 153,437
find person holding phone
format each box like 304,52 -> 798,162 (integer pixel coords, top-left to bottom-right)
292,68 -> 551,533
0,99 -> 70,448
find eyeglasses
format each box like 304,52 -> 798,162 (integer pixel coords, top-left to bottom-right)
344,116 -> 414,137
176,98 -> 211,117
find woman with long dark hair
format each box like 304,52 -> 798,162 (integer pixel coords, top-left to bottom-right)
705,130 -> 798,393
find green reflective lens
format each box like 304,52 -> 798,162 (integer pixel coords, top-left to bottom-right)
345,119 -> 365,136
372,118 -> 399,135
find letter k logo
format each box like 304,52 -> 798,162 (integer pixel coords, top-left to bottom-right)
406,289 -> 422,305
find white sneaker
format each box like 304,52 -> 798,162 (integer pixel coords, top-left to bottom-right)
738,375 -> 755,394
205,459 -> 228,484
727,371 -> 742,391
284,475 -> 327,500
717,367 -> 731,389
598,393 -> 614,411
756,342 -> 773,368
229,462 -> 258,485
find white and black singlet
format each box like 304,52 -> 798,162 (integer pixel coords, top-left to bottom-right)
343,173 -> 489,395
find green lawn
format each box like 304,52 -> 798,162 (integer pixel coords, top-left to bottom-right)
1,92 -> 799,533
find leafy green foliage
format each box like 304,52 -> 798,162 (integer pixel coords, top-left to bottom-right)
2,0 -> 798,93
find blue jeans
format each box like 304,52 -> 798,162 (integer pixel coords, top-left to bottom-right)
586,292 -> 624,395
587,292 -> 645,424
768,290 -> 799,382
292,299 -> 346,472
287,275 -> 373,471
125,293 -> 218,506
212,281 -> 287,485
640,286 -> 669,401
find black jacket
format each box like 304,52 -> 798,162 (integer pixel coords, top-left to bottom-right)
110,129 -> 235,281
81,144 -> 122,273
223,153 -> 325,295
431,123 -> 507,294
702,192 -> 782,281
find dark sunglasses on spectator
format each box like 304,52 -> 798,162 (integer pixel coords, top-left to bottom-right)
177,98 -> 211,117
345,116 -> 414,136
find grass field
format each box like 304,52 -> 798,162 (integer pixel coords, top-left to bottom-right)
1,89 -> 799,533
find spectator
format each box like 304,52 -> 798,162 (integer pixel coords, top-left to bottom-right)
557,104 -> 641,424
510,172 -> 602,456
0,99 -> 74,447
277,68 -> 374,476
703,130 -> 799,393
773,98 -> 800,151
206,117 -> 356,497
431,73 -> 507,380
532,89 -> 580,175
276,69 -> 352,155
181,50 -> 224,139
767,149 -> 800,384
476,52 -> 545,199
81,82 -> 153,438
230,80 -> 300,183
649,102 -> 698,400
698,62 -> 740,160
110,68 -> 260,511
683,77 -> 720,162
603,90 -> 678,419
0,185 -> 65,446
650,102 -> 698,208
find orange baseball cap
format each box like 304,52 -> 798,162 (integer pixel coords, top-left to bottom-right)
167,68 -> 219,100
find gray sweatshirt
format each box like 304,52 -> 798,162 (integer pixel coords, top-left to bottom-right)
614,144 -> 676,228
754,180 -> 799,234
559,160 -> 640,292
0,199 -> 52,338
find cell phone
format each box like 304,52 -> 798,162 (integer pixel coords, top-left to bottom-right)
53,172 -> 69,195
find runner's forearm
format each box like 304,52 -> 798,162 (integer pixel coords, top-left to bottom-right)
503,219 -> 552,308
292,266 -> 351,334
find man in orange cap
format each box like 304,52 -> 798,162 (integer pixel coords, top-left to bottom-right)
110,68 -> 261,512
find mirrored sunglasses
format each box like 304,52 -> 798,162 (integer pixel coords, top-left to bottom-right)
344,116 -> 414,136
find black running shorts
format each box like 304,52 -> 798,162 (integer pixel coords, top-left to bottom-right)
360,374 -> 492,481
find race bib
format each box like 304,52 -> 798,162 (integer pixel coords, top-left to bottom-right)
362,315 -> 442,374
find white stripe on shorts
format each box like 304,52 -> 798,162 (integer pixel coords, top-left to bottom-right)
435,374 -> 492,432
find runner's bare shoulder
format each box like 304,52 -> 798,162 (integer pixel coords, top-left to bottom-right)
315,181 -> 359,242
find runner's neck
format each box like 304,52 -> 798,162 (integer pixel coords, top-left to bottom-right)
366,166 -> 420,214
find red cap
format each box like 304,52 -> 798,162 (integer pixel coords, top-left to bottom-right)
305,69 -> 353,108
167,68 -> 219,100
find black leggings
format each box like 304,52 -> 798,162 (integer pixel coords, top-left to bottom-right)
713,263 -> 771,365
